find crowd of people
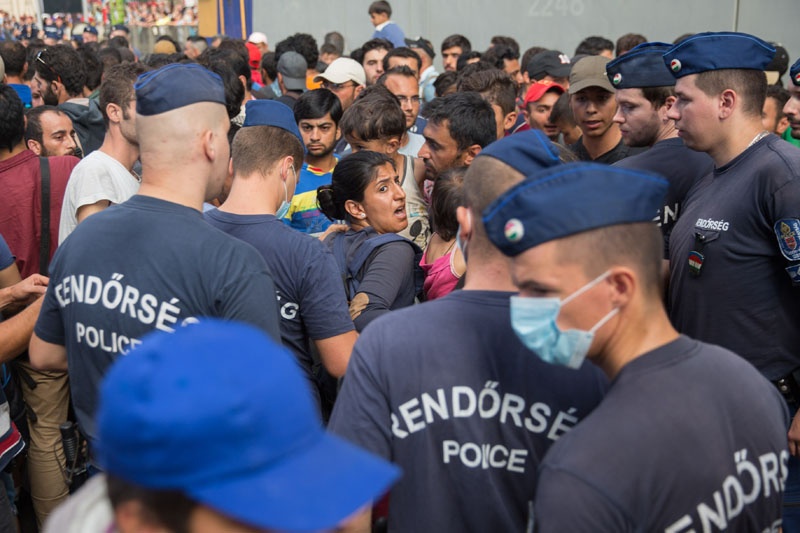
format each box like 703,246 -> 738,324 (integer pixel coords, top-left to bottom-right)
0,0 -> 800,531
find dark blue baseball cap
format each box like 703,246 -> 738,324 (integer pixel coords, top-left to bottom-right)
663,31 -> 775,78
82,24 -> 98,35
476,130 -> 561,176
791,58 -> 800,87
243,99 -> 305,149
606,42 -> 675,88
135,63 -> 226,116
483,163 -> 668,256
96,320 -> 400,531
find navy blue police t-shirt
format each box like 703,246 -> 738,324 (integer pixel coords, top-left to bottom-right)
668,135 -> 800,379
34,195 -> 282,441
329,290 -> 608,533
204,209 -> 354,403
614,137 -> 713,256
534,335 -> 789,532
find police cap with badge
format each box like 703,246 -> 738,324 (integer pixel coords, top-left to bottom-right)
605,42 -> 675,89
662,31 -> 775,79
791,57 -> 800,87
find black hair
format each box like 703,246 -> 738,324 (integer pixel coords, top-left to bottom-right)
260,52 -> 278,82
98,46 -> 123,70
106,475 -> 196,533
317,150 -> 395,221
214,40 -> 251,86
275,34 -> 319,68
424,92 -> 497,150
155,34 -> 181,50
456,51 -> 482,71
0,86 -> 24,152
0,41 -> 27,76
116,47 -> 136,63
766,84 -> 791,112
368,0 -> 392,16
457,68 -> 517,115
430,166 -> 466,241
521,46 -> 548,76
379,65 -> 417,83
441,34 -> 471,54
108,35 -> 130,49
294,88 -> 343,124
615,33 -> 647,57
319,43 -> 339,57
482,45 -> 519,71
78,46 -> 103,91
574,36 -> 614,57
549,91 -> 576,126
361,38 -> 393,57
324,31 -> 345,55
340,85 -> 405,141
640,86 -> 675,109
197,55 -> 244,119
382,47 -> 421,74
434,71 -> 458,97
36,45 -> 87,97
489,36 -> 520,56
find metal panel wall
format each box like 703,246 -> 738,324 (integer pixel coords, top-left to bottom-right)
253,0 -> 800,85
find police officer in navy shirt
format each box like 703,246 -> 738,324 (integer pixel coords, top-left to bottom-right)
329,131 -> 607,533
205,100 -> 357,410
30,64 -> 282,447
606,42 -> 713,256
663,33 -> 800,526
484,163 -> 789,532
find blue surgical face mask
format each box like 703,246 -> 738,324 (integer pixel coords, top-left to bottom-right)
510,270 -> 618,369
455,211 -> 471,260
275,166 -> 296,220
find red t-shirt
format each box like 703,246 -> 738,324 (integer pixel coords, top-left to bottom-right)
0,150 -> 78,277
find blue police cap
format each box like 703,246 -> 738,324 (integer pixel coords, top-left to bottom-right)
663,32 -> 775,78
791,58 -> 800,87
483,163 -> 669,256
476,130 -> 561,176
82,24 -> 98,35
243,100 -> 305,149
606,42 -> 675,88
135,63 -> 226,116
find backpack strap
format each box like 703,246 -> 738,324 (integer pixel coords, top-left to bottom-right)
39,156 -> 51,275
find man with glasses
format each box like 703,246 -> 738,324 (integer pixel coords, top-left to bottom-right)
379,66 -> 425,156
314,57 -> 366,112
33,45 -> 104,156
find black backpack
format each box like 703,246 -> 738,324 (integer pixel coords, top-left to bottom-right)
330,232 -> 424,301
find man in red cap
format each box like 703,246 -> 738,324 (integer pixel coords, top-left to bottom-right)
521,80 -> 565,141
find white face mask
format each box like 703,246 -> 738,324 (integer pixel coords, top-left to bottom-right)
275,165 -> 296,219
509,270 -> 618,369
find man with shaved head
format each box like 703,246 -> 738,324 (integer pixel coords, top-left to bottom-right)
30,64 -> 282,468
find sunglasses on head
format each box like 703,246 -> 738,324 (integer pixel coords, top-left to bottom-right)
35,49 -> 63,84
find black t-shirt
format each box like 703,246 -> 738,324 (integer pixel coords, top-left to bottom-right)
534,336 -> 789,532
570,136 -> 647,164
329,290 -> 607,533
615,137 -> 714,256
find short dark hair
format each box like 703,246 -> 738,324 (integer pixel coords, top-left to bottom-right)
379,65 -> 417,83
640,86 -> 675,109
108,35 -> 130,49
615,33 -> 647,57
97,46 -> 122,70
106,474 -> 196,533
36,45 -> 87,97
318,151 -> 395,221
456,61 -> 497,86
260,52 -> 278,82
340,85 -> 405,142
362,38 -> 394,57
574,36 -> 614,57
481,45 -> 519,72
441,34 -> 471,54
275,33 -> 319,68
0,41 -> 27,76
694,69 -> 766,117
100,62 -> 149,128
77,46 -> 103,91
430,166 -> 466,241
213,40 -> 251,85
456,51 -> 482,71
368,0 -> 392,16
324,31 -> 345,55
766,84 -> 791,114
457,68 -> 517,115
434,71 -> 458,97
549,92 -> 576,126
24,105 -> 62,145
294,88 -> 343,125
0,86 -> 25,152
197,58 -> 245,120
382,47 -> 421,74
489,36 -> 520,56
424,92 -> 497,151
231,124 -> 304,177
320,43 -> 339,57
521,46 -> 548,76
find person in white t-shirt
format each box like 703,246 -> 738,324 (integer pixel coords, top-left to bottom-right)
59,63 -> 148,243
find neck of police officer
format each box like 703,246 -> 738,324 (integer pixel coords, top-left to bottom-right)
220,167 -> 284,216
590,287 -> 679,380
709,110 -> 765,167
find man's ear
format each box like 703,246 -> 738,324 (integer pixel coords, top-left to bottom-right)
106,102 -> 123,125
719,89 -> 736,119
201,129 -> 217,162
27,139 -> 42,155
503,111 -> 518,131
456,205 -> 473,235
461,144 -> 483,166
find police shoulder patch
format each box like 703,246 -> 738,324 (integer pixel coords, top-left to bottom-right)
774,219 -> 800,261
